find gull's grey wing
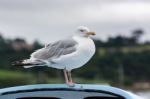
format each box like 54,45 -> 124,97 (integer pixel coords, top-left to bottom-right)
31,38 -> 78,60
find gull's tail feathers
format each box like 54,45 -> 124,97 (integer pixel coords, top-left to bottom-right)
12,59 -> 46,68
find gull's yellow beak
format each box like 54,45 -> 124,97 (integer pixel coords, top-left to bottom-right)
86,32 -> 96,36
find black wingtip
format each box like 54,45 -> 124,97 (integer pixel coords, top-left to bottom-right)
11,60 -> 24,66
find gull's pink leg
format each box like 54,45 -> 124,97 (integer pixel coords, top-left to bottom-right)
63,68 -> 69,84
68,71 -> 75,86
64,68 -> 75,87
68,71 -> 73,83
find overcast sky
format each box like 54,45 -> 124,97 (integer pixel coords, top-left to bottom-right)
0,0 -> 150,43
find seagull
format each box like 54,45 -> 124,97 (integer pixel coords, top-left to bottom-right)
13,26 -> 96,86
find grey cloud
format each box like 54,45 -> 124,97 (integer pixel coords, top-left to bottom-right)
0,0 -> 150,43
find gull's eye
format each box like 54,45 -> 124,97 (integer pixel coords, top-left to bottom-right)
80,29 -> 84,32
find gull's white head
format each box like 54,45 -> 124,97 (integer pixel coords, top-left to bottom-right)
75,26 -> 96,37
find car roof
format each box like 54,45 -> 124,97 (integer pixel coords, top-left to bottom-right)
0,84 -> 141,99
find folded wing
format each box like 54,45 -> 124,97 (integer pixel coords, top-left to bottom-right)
31,38 -> 78,60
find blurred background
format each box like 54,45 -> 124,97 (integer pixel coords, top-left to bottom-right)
0,0 -> 150,98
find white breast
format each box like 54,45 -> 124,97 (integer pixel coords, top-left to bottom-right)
50,36 -> 96,71
74,36 -> 95,60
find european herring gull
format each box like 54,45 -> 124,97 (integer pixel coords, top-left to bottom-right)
13,26 -> 96,86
